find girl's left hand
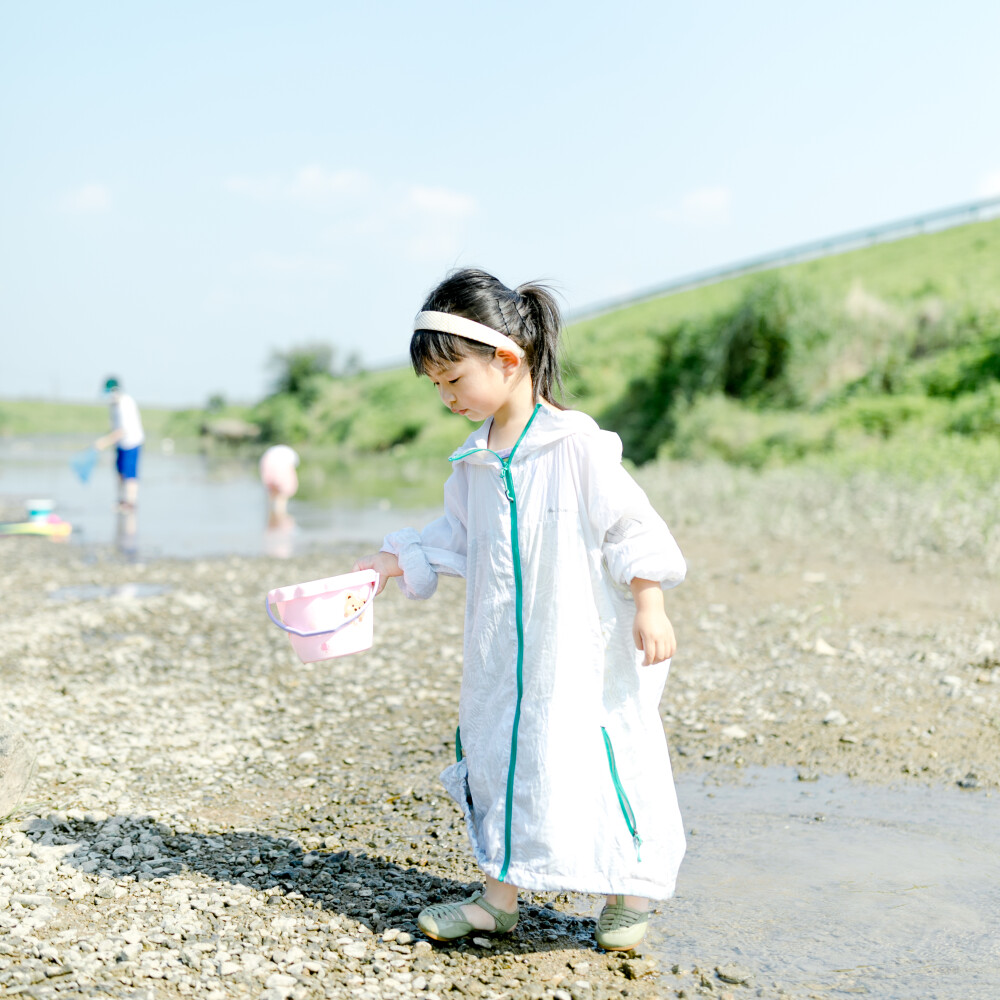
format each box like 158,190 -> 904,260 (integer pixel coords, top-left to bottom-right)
629,577 -> 677,665
632,608 -> 677,665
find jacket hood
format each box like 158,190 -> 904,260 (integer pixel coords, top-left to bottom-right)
448,405 -> 623,466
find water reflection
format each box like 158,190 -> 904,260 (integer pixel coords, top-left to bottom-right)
115,505 -> 138,558
264,509 -> 296,559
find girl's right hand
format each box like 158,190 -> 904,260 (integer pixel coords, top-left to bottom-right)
353,551 -> 402,596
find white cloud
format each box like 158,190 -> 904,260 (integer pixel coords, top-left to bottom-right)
224,167 -> 476,223
978,170 -> 1000,198
60,183 -> 111,214
224,166 -> 371,204
407,185 -> 477,218
404,231 -> 463,262
245,251 -> 343,276
680,185 -> 732,225
401,184 -> 478,261
223,175 -> 279,199
227,165 -> 479,265
658,185 -> 732,227
290,165 -> 370,201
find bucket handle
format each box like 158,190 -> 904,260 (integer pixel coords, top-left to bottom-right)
265,575 -> 379,638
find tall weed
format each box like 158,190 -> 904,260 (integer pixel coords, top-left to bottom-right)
602,277 -> 822,464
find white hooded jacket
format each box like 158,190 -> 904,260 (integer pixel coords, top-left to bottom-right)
382,405 -> 687,898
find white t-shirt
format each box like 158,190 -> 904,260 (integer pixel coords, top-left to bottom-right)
110,393 -> 145,449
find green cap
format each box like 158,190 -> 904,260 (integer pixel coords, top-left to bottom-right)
104,377 -> 120,393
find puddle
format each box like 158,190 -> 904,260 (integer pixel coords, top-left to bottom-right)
642,767 -> 1000,997
47,583 -> 172,603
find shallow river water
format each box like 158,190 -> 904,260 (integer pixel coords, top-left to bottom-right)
647,768 -> 1000,998
0,436 -> 437,559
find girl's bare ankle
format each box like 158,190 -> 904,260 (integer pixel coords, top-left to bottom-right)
484,888 -> 519,913
482,875 -> 518,913
606,894 -> 648,911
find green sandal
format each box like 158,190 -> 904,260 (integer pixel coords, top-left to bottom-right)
417,891 -> 519,942
595,895 -> 649,951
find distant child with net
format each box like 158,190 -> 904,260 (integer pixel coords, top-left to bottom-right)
95,377 -> 145,511
354,268 -> 686,950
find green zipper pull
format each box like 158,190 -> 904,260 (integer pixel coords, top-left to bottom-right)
633,834 -> 643,863
501,461 -> 515,503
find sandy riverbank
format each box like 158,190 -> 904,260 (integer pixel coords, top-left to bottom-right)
1,463 -> 998,999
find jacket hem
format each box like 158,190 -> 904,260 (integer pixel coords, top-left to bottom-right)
439,762 -> 680,901
487,864 -> 678,901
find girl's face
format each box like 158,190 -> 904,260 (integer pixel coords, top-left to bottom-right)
426,353 -> 512,422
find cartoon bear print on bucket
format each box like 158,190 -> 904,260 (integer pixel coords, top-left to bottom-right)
265,570 -> 378,662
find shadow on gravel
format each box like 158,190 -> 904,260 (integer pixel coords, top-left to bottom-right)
24,812 -> 595,954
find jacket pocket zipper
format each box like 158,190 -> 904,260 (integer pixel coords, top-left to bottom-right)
601,727 -> 642,861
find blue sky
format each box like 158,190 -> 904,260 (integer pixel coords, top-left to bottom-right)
2,1 -> 998,407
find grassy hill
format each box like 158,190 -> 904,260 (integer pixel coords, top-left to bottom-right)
4,215 -> 999,487
565,216 -> 1000,416
248,213 -> 1000,481
0,400 -> 185,438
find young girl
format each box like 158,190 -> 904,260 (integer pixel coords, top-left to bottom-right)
354,268 -> 686,951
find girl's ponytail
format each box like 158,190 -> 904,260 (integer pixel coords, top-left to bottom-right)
412,268 -> 565,406
510,281 -> 564,406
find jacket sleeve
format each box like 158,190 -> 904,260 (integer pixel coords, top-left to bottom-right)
380,465 -> 468,600
580,430 -> 686,590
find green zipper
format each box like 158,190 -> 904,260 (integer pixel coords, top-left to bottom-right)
450,404 -> 542,882
601,726 -> 643,861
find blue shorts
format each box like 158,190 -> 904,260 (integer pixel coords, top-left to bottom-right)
116,445 -> 141,480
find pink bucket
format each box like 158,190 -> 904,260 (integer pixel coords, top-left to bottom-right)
265,569 -> 378,662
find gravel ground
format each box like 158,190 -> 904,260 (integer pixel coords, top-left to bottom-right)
1,464 -> 998,1000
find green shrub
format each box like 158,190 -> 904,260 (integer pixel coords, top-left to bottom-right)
252,393 -> 315,443
268,344 -> 337,404
835,395 -> 943,439
832,305 -> 1000,402
948,385 -> 1000,437
919,333 -> 1000,398
669,395 -> 837,468
715,278 -> 799,400
601,277 -> 815,463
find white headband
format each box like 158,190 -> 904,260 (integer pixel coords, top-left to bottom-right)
413,310 -> 525,359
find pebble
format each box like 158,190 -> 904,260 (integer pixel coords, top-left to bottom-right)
716,962 -> 754,985
0,470 -> 996,1000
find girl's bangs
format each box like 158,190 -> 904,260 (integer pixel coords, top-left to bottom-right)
410,330 -> 491,375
